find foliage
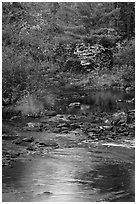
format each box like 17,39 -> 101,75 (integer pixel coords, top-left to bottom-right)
112,38 -> 135,85
114,39 -> 135,66
115,2 -> 135,39
2,2 -> 135,107
119,65 -> 135,85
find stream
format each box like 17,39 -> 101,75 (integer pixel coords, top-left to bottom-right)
2,89 -> 135,202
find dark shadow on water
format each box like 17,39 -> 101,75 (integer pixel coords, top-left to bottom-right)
76,162 -> 135,198
57,89 -> 135,114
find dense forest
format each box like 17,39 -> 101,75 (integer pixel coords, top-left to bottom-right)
2,3 -> 135,201
2,2 -> 135,110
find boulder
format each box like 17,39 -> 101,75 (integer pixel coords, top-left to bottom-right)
48,114 -> 69,122
22,122 -> 43,131
27,122 -> 43,128
99,125 -> 113,131
125,87 -> 135,92
69,102 -> 81,108
112,112 -> 127,125
104,119 -> 112,125
80,104 -> 90,111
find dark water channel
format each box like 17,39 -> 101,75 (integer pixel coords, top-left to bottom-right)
56,88 -> 134,114
2,89 -> 135,202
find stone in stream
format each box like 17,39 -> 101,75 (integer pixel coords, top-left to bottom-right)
48,114 -> 69,123
2,151 -> 21,167
87,127 -> 101,133
70,123 -> 80,130
88,132 -> 99,139
22,137 -> 34,142
56,123 -> 68,128
37,191 -> 53,196
99,125 -> 113,131
13,137 -> 34,145
11,152 -> 20,158
104,119 -> 112,125
125,87 -> 135,92
26,145 -> 37,151
52,128 -> 62,133
68,115 -> 77,120
112,112 -> 127,125
38,140 -> 58,147
68,102 -> 81,108
117,127 -> 127,133
13,138 -> 23,145
45,110 -> 57,116
23,122 -> 43,131
62,129 -> 69,134
61,127 -> 69,131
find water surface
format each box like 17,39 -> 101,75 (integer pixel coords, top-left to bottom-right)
3,145 -> 135,202
2,89 -> 135,202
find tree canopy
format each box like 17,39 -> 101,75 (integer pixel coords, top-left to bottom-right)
2,2 -> 135,105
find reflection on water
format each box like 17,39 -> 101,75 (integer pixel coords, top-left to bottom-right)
3,147 -> 135,202
57,89 -> 134,114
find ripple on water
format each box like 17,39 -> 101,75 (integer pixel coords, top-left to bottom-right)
3,145 -> 135,202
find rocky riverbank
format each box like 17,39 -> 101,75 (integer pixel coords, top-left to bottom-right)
3,106 -> 135,168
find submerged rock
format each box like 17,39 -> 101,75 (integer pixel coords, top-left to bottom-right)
13,137 -> 34,144
2,134 -> 18,140
22,137 -> 34,142
37,191 -> 53,196
13,138 -> 23,145
38,140 -> 58,147
52,128 -> 62,133
46,110 -> 57,116
26,145 -> 37,151
70,123 -> 80,130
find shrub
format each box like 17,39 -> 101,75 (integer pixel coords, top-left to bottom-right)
114,38 -> 135,66
121,65 -> 135,83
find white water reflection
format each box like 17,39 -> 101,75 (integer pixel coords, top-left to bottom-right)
102,138 -> 135,148
3,147 -> 135,202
